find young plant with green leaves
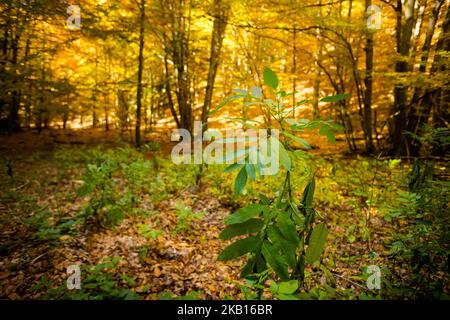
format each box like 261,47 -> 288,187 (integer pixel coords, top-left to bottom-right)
76,148 -> 154,228
382,157 -> 450,299
173,201 -> 205,234
214,67 -> 350,297
138,223 -> 163,240
77,152 -> 124,228
35,257 -> 140,300
122,158 -> 151,207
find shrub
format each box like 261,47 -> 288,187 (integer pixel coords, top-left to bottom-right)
215,67 -> 348,298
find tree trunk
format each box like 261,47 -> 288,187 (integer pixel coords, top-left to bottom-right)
391,0 -> 416,156
363,0 -> 375,154
163,46 -> 180,128
24,33 -> 32,128
312,0 -> 323,119
172,0 -> 192,134
149,73 -> 154,131
135,0 -> 145,147
201,0 -> 229,132
10,31 -> 21,131
406,0 -> 445,156
425,8 -> 450,130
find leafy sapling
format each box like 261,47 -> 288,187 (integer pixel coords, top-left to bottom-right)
174,200 -> 205,234
215,67 -> 349,297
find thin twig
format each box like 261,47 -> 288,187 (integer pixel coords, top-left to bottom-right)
30,251 -> 49,264
13,181 -> 30,191
331,272 -> 368,291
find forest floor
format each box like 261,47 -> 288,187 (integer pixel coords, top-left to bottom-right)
0,129 -> 447,299
0,129 -> 243,299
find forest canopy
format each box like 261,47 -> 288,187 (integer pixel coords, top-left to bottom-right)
1,0 -> 448,155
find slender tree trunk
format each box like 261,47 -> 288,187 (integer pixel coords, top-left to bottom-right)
363,0 -> 375,154
37,30 -> 47,134
149,73 -> 154,131
313,0 -> 323,119
163,46 -> 180,128
63,101 -> 69,130
201,0 -> 229,132
104,93 -> 109,131
406,0 -> 445,156
0,23 -> 8,122
391,0 -> 416,156
104,51 -> 111,131
172,0 -> 193,134
93,53 -> 99,129
143,69 -> 151,132
10,29 -> 21,131
435,9 -> 450,134
135,0 -> 145,147
411,1 -> 427,53
24,33 -> 32,128
423,8 -> 450,131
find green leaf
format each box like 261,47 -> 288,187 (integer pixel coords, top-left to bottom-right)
279,144 -> 291,171
267,225 -> 297,269
269,281 -> 279,294
235,166 -> 248,195
331,123 -> 345,132
209,94 -> 252,116
302,178 -> 316,209
320,93 -> 351,103
305,120 -> 321,130
225,204 -> 266,225
296,99 -> 312,106
261,242 -> 289,281
278,214 -> 299,244
289,204 -> 305,228
240,257 -> 256,278
325,129 -> 336,144
245,163 -> 257,181
263,207 -> 277,221
281,131 -> 311,149
259,193 -> 271,205
319,126 -> 336,144
256,253 -> 267,273
278,280 -> 299,294
224,163 -> 244,173
224,146 -> 257,164
271,136 -> 291,171
305,223 -> 328,264
219,219 -> 263,240
84,283 -> 99,289
278,293 -> 301,300
218,236 -> 260,261
263,67 -> 279,90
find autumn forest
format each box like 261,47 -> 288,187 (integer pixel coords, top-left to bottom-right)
0,0 -> 449,302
